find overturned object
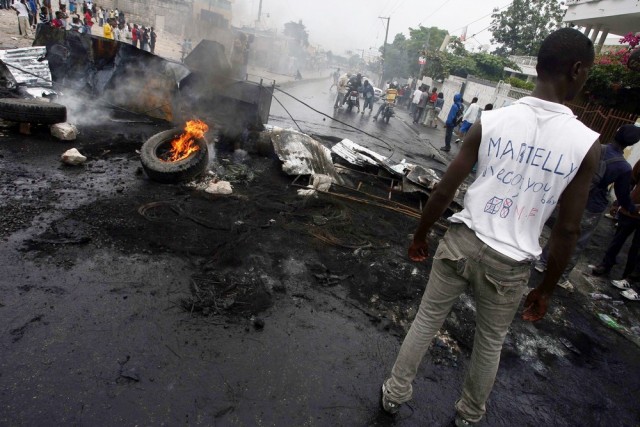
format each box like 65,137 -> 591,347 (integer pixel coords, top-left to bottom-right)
51,122 -> 79,141
61,148 -> 87,165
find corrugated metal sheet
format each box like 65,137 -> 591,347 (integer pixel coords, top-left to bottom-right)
0,47 -> 53,96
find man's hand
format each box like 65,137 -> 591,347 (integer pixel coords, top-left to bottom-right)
522,288 -> 551,322
408,239 -> 429,262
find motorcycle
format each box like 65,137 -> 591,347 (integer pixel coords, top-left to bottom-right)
381,101 -> 395,123
346,89 -> 359,113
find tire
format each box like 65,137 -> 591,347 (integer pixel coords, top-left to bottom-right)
140,128 -> 209,184
347,103 -> 353,113
0,98 -> 67,124
385,115 -> 390,124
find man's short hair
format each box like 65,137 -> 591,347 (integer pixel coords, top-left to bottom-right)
537,28 -> 595,79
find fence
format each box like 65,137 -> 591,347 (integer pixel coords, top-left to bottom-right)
566,102 -> 639,144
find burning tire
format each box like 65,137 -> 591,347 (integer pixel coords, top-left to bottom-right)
140,128 -> 209,184
0,98 -> 67,124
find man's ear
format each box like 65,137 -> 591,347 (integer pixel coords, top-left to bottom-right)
570,61 -> 583,81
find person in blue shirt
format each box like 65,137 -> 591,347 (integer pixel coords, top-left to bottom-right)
441,93 -> 463,152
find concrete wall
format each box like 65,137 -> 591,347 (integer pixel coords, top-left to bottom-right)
436,76 -> 464,122
103,0 -> 191,35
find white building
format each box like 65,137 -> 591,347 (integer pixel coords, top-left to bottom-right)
562,0 -> 640,53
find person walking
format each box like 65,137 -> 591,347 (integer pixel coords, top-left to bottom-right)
361,80 -> 375,114
426,92 -> 444,128
412,86 -> 428,124
334,72 -> 350,109
441,93 -> 463,152
456,97 -> 481,142
12,0 -> 31,38
380,28 -> 600,426
534,124 -> 640,289
409,85 -> 422,114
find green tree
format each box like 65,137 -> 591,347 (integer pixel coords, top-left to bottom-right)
284,20 -> 309,59
490,0 -> 564,56
380,27 -> 449,80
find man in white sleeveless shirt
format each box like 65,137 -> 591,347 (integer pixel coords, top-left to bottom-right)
380,28 -> 600,426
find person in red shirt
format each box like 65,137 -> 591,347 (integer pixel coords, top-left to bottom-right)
131,24 -> 138,47
83,9 -> 93,34
51,11 -> 64,28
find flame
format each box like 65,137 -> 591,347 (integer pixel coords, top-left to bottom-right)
164,120 -> 209,162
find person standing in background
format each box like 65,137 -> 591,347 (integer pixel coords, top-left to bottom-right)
131,23 -> 138,47
12,0 -> 31,38
150,27 -> 157,54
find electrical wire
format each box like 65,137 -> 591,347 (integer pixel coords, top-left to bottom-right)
272,93 -> 304,133
273,86 -> 397,159
416,0 -> 453,26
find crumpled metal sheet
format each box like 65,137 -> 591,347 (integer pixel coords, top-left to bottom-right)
0,47 -> 54,98
331,138 -> 386,168
270,129 -> 341,183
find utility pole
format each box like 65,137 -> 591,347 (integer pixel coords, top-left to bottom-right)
379,16 -> 390,88
418,29 -> 431,79
258,0 -> 263,22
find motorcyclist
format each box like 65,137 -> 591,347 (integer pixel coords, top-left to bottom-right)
342,72 -> 363,106
373,81 -> 398,121
334,72 -> 351,109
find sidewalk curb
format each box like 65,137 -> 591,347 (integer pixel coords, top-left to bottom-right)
278,75 -> 330,88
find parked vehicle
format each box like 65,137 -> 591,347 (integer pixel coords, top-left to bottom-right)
372,87 -> 383,102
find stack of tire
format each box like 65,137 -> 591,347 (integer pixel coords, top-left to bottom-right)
0,98 -> 67,125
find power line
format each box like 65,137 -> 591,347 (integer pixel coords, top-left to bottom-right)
416,0 -> 453,27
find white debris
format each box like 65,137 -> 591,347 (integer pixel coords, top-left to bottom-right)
60,148 -> 87,165
297,173 -> 333,197
205,180 -> 233,195
51,123 -> 79,141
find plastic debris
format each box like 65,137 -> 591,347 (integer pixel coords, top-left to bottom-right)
60,148 -> 87,165
589,292 -> 612,300
597,313 -> 623,330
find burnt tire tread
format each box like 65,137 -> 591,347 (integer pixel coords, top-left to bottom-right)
0,98 -> 67,124
140,128 -> 208,184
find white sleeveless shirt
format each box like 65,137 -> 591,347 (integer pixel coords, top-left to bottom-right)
449,97 -> 599,261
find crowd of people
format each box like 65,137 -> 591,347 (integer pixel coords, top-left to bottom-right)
6,0 -> 157,53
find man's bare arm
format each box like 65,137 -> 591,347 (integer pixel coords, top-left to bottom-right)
413,122 -> 481,242
523,139 -> 600,321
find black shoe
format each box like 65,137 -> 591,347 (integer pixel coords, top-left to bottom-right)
592,265 -> 610,276
440,146 -> 451,152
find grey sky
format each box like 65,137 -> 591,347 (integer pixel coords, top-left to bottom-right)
233,0 -> 518,55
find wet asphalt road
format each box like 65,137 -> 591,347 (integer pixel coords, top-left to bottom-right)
1,78 -> 640,426
270,78 -> 449,173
